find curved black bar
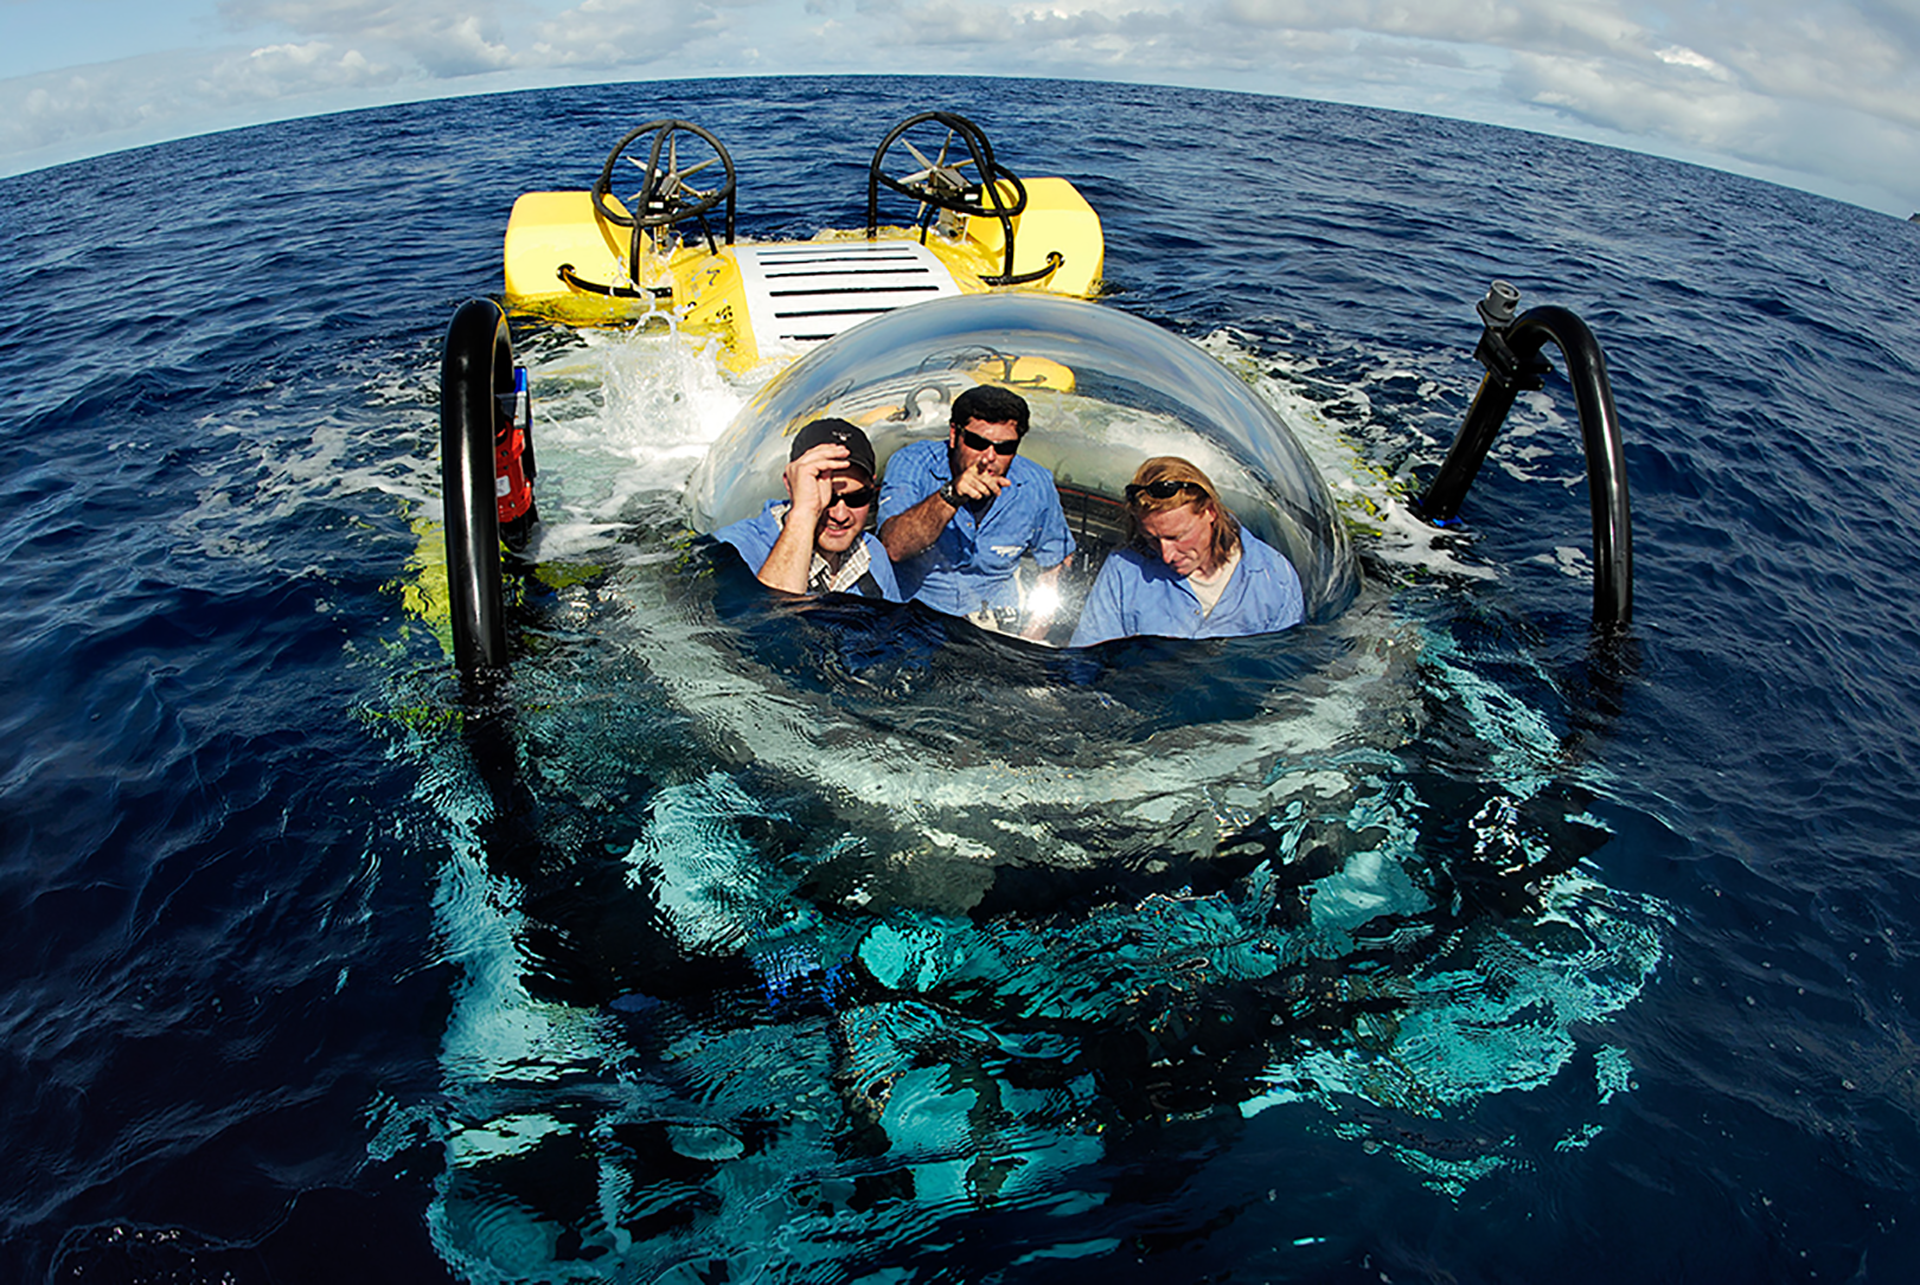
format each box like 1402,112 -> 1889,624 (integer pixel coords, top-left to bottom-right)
557,262 -> 640,297
591,118 -> 737,242
440,299 -> 513,675
982,248 -> 1062,288
866,111 -> 1030,282
556,263 -> 672,300
868,111 -> 997,230
1420,296 -> 1633,624
973,165 -> 1029,284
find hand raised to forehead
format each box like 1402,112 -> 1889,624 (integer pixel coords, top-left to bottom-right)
785,442 -> 854,515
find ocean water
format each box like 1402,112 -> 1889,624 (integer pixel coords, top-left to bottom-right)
5,74 -> 1920,1283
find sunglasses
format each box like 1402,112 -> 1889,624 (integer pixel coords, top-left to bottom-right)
1125,479 -> 1203,503
959,427 -> 1020,457
826,487 -> 874,509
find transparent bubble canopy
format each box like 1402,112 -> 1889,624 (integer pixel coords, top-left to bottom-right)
688,291 -> 1358,621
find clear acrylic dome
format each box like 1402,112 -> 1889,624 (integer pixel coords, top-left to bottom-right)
688,291 -> 1358,623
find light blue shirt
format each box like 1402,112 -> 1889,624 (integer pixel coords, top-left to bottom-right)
712,500 -> 903,601
1070,530 -> 1304,647
877,438 -> 1075,615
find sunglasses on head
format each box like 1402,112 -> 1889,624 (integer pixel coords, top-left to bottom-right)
959,427 -> 1020,456
1125,479 -> 1203,503
826,486 -> 874,510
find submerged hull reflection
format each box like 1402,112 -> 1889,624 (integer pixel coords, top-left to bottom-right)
402,572 -> 1666,1282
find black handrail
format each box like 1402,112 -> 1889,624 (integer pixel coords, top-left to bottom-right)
991,249 -> 1065,287
1419,282 -> 1633,625
440,299 -> 514,675
556,263 -> 673,300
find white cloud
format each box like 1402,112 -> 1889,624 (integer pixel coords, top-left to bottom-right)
0,0 -> 1916,214
1219,0 -> 1652,57
1506,47 -> 1920,205
0,44 -> 402,159
523,0 -> 723,70
238,41 -> 397,88
1508,50 -> 1776,146
218,0 -> 516,75
1467,0 -> 1920,201
1653,46 -> 1726,78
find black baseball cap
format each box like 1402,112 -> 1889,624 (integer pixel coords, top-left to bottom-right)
789,418 -> 876,478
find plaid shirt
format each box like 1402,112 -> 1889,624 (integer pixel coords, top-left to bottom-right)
811,529 -> 873,595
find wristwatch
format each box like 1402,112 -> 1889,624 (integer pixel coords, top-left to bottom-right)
936,480 -> 962,508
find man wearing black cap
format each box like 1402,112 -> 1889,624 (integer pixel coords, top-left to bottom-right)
711,418 -> 903,600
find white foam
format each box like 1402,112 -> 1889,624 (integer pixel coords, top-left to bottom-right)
1192,328 -> 1497,582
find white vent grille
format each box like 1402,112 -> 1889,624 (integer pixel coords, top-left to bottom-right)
735,241 -> 963,354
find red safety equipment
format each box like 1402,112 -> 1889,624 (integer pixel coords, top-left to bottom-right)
495,418 -> 533,525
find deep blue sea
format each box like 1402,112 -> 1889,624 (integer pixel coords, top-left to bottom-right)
6,74 -> 1920,1283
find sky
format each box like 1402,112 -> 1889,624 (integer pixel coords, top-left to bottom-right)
3,0 -> 1918,218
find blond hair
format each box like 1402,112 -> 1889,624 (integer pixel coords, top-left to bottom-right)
1125,456 -> 1241,570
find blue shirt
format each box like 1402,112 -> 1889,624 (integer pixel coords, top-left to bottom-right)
712,500 -> 903,601
877,439 -> 1075,615
1070,530 -> 1304,647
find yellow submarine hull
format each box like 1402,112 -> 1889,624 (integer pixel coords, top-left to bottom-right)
502,178 -> 1105,372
